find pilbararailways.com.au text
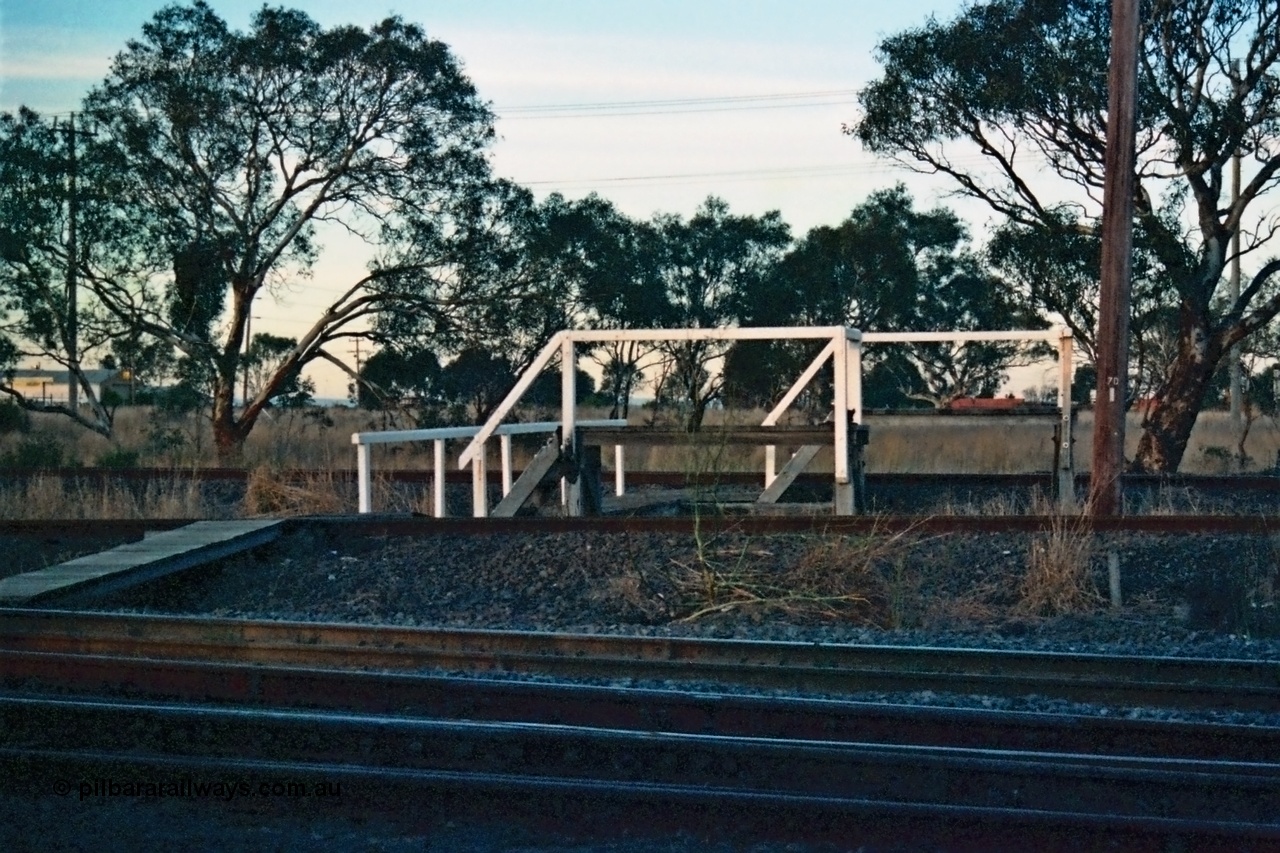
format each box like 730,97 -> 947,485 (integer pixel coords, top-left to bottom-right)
62,777 -> 342,801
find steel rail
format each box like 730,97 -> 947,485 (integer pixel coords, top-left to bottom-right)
3,694 -> 1278,840
2,609 -> 1277,711
16,754 -> 1277,851
304,513 -> 1280,536
3,648 -> 1277,763
8,512 -> 1280,541
6,466 -> 1280,491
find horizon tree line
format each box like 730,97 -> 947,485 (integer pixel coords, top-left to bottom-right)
2,0 -> 1278,473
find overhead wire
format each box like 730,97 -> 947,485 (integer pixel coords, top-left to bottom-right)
28,90 -> 1007,192
518,155 -> 1007,189
491,89 -> 1006,187
497,89 -> 861,120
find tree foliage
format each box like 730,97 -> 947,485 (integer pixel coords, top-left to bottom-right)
854,0 -> 1280,471
355,346 -> 442,413
729,186 -> 1037,412
2,2 -> 497,459
0,109 -> 142,434
648,197 -> 790,430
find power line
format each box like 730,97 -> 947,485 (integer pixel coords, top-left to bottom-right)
519,157 -> 996,189
500,101 -> 857,120
496,89 -> 860,119
504,89 -> 861,111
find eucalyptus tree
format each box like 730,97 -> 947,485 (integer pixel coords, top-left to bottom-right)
71,2 -> 496,460
986,210 -> 1189,402
729,186 -> 1035,412
354,347 -> 441,412
649,197 -> 790,431
566,198 -> 669,418
853,0 -> 1280,471
367,187 -> 658,421
241,332 -> 315,409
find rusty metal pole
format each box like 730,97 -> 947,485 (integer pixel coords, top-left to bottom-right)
1088,0 -> 1140,516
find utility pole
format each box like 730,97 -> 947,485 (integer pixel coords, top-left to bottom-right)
1088,0 -> 1140,516
351,339 -> 365,405
64,114 -> 79,412
242,312 -> 252,407
1229,60 -> 1243,433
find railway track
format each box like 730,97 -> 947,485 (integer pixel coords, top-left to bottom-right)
3,610 -> 1279,847
6,466 -> 1280,491
2,650 -> 1280,845
8,511 -> 1280,541
6,507 -> 1280,847
2,646 -> 1278,761
2,609 -> 1278,712
3,691 -> 1277,846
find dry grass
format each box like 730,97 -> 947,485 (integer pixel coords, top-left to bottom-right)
1016,514 -> 1101,617
242,467 -> 345,517
0,473 -> 212,519
663,525 -> 924,624
865,416 -> 1059,474
920,580 -> 1006,630
934,487 -> 1062,516
4,402 -> 1280,522
7,404 -> 1280,475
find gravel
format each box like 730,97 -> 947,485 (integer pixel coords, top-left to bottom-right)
93,523 -> 1280,655
13,516 -> 1280,851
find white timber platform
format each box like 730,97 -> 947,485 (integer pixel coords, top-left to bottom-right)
0,519 -> 283,605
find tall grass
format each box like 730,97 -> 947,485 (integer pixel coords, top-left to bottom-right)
3,404 -> 1279,476
1016,514 -> 1101,617
0,474 -> 214,519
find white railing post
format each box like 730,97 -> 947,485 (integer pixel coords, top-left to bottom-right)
500,433 -> 514,496
433,439 -> 447,518
849,333 -> 863,426
471,441 -> 488,518
848,331 -> 865,514
357,443 -> 372,514
832,330 -> 852,514
615,444 -> 625,496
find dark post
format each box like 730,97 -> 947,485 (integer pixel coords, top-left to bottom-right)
1088,0 -> 1140,516
64,114 -> 79,412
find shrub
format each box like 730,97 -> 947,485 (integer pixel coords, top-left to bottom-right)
0,435 -> 68,469
95,447 -> 142,469
0,400 -> 28,434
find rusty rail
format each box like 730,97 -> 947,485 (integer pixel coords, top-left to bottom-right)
2,609 -> 1278,712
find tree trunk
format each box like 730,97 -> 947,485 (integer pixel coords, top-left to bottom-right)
685,399 -> 706,433
211,376 -> 247,466
1130,319 -> 1221,473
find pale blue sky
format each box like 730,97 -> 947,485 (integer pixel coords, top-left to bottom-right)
1,0 -> 969,232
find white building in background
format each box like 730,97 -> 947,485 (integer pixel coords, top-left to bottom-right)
4,368 -> 136,404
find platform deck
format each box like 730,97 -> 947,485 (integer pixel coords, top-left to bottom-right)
0,519 -> 282,605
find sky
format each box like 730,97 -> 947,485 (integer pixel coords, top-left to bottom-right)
2,0 -> 1032,400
